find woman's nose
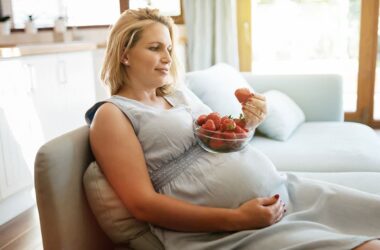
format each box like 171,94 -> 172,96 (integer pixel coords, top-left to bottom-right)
161,50 -> 172,64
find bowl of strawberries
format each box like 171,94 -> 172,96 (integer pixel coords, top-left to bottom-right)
193,112 -> 254,153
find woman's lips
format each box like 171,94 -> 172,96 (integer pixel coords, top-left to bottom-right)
156,68 -> 169,74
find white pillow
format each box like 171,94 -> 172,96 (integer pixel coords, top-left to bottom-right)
258,90 -> 305,141
83,161 -> 164,249
185,63 -> 254,117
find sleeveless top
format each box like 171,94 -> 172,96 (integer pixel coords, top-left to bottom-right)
85,87 -> 212,190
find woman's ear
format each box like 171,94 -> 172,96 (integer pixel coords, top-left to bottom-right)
122,58 -> 129,66
121,50 -> 129,66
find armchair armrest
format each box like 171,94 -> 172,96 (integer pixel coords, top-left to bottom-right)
242,73 -> 344,122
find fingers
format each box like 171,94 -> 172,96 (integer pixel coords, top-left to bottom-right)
273,200 -> 286,223
242,105 -> 265,121
259,194 -> 286,224
242,95 -> 267,123
259,194 -> 280,206
251,92 -> 266,101
245,98 -> 266,113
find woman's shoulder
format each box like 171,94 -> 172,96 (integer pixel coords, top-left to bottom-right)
85,101 -> 126,126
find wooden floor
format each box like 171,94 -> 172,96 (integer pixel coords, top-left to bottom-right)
1,129 -> 380,250
0,206 -> 42,250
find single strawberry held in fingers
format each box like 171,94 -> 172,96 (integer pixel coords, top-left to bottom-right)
235,88 -> 254,104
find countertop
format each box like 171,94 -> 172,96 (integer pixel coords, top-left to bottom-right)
0,41 -> 100,59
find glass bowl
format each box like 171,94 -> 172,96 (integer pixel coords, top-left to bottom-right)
193,121 -> 254,153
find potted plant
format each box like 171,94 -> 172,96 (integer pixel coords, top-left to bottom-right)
0,15 -> 11,35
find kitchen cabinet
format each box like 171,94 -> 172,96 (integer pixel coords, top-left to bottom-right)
22,51 -> 96,141
0,50 -> 96,224
0,59 -> 35,200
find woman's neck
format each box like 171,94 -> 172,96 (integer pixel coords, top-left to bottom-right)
117,87 -> 157,102
117,86 -> 172,110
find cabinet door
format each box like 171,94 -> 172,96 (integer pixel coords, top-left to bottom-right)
22,54 -> 67,142
0,59 -> 35,199
56,51 -> 96,132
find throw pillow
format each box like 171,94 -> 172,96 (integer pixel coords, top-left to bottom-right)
185,63 -> 254,117
257,90 -> 305,141
83,161 -> 164,249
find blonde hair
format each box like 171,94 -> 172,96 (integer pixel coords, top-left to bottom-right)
101,8 -> 180,96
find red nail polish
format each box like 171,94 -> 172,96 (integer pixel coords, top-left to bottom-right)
274,194 -> 280,199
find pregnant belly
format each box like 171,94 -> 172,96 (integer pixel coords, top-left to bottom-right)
160,145 -> 289,208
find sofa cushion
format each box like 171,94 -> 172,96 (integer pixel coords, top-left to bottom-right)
258,90 -> 305,141
185,63 -> 254,117
252,122 -> 380,172
83,162 -> 164,249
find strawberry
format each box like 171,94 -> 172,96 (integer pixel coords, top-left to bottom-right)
221,116 -> 230,124
207,112 -> 222,130
197,127 -> 210,144
233,114 -> 247,129
222,131 -> 236,140
197,114 -> 208,126
235,88 -> 254,104
202,119 -> 216,131
208,134 -> 225,150
234,125 -> 248,138
221,118 -> 236,131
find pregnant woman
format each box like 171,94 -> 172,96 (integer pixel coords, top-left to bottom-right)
85,8 -> 380,250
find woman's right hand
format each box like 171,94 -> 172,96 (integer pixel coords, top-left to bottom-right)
234,194 -> 286,230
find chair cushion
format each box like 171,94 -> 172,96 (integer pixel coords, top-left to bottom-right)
258,90 -> 305,141
185,63 -> 254,117
83,162 -> 164,249
34,126 -> 113,250
252,122 -> 380,172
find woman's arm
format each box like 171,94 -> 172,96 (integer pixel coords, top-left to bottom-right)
90,103 -> 284,232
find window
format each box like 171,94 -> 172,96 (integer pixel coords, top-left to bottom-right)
11,0 -> 120,28
129,0 -> 181,16
251,0 -> 361,113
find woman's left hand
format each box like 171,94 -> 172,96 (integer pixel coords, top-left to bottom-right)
242,93 -> 267,129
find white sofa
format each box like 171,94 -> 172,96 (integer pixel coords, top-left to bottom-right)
243,73 -> 380,195
185,66 -> 380,196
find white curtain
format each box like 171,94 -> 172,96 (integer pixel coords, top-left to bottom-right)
183,0 -> 239,71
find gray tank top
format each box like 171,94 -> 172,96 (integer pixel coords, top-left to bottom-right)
85,87 -> 212,190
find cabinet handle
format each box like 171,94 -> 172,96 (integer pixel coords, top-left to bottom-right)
57,60 -> 67,84
24,63 -> 36,93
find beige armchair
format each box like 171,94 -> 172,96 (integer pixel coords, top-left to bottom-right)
34,126 -> 113,250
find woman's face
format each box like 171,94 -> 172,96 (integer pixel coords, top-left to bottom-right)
124,22 -> 173,91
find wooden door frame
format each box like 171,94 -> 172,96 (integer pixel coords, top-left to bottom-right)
345,0 -> 380,128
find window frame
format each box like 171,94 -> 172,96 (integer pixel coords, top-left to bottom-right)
344,0 -> 379,128
237,0 -> 380,128
120,0 -> 184,24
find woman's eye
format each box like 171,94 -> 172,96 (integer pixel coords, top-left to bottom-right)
149,47 -> 159,51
